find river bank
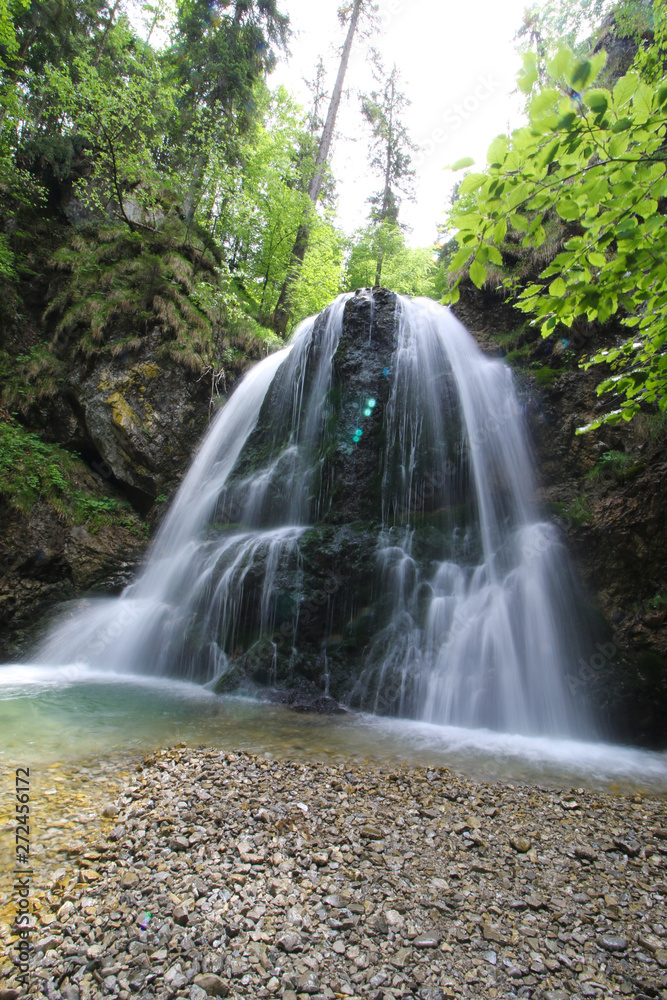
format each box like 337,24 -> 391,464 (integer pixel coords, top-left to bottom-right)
1,745 -> 666,1000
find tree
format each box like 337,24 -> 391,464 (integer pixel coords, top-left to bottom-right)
360,58 -> 415,286
169,0 -> 290,224
345,223 -> 437,296
272,0 -> 377,334
445,1 -> 667,431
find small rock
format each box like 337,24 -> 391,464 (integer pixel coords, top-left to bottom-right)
599,933 -> 627,952
414,931 -> 440,948
324,893 -> 347,907
169,835 -> 190,852
481,921 -> 505,944
613,836 -> 641,857
360,824 -> 384,839
483,950 -> 497,965
119,870 -> 139,889
638,932 -> 662,953
276,931 -> 301,953
0,990 -> 21,1000
296,971 -> 320,994
510,836 -> 532,853
574,844 -> 598,862
102,803 -> 119,817
173,904 -> 189,926
194,973 -> 229,997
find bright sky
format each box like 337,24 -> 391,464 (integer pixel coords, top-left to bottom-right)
270,0 -> 532,247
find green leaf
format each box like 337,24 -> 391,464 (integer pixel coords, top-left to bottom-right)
493,218 -> 507,243
469,260 -> 487,288
487,136 -> 508,165
518,52 -> 538,94
611,117 -> 633,133
588,252 -> 606,267
571,60 -> 592,88
451,156 -> 475,171
510,213 -> 529,232
487,245 -> 503,265
450,246 -> 474,270
549,277 -> 567,296
585,90 -> 608,114
556,199 -> 581,221
458,172 -> 486,195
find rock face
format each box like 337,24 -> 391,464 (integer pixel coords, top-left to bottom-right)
28,341 -> 216,510
0,496 -> 145,659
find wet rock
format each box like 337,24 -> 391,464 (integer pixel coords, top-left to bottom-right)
510,835 -> 532,853
600,933 -> 628,952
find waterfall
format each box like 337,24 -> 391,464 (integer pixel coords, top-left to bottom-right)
32,290 -> 593,738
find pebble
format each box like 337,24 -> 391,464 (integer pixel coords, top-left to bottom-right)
2,746 -> 666,1000
600,933 -> 628,952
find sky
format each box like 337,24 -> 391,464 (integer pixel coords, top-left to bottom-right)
270,0 -> 533,247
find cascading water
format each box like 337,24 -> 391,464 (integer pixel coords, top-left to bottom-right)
31,289 -> 593,738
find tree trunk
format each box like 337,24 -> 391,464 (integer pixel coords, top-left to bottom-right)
273,0 -> 364,334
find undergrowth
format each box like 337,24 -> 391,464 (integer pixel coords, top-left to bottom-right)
0,418 -> 146,536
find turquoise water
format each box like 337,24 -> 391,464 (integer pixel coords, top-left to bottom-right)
1,664 -> 666,792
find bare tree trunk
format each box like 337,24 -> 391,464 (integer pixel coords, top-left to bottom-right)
273,0 -> 364,334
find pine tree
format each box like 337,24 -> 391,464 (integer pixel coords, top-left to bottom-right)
361,58 -> 415,286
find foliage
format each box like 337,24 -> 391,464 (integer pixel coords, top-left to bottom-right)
446,16 -> 667,431
345,223 -> 437,297
45,220 -> 222,372
0,416 -> 144,534
290,217 -> 346,323
585,447 -> 635,479
359,58 -> 416,286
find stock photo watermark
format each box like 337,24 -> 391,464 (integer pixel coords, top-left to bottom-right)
414,75 -> 501,167
11,767 -> 33,991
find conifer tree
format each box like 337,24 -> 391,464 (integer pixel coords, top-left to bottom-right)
360,58 -> 415,287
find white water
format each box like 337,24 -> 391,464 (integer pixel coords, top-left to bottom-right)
355,297 -> 591,737
31,296 -> 347,680
1,290 -> 647,761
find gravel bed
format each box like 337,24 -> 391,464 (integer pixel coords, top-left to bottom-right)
3,746 -> 667,1000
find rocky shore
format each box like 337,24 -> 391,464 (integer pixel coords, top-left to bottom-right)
1,746 -> 666,1000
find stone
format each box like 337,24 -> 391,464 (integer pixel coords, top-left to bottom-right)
119,870 -> 139,889
599,933 -> 627,952
194,973 -> 229,997
276,931 -> 301,953
613,837 -> 641,857
360,824 -> 384,839
414,932 -> 441,948
510,836 -> 532,853
296,972 -> 320,994
574,843 -> 598,861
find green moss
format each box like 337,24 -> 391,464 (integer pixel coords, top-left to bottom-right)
0,417 -> 146,535
551,494 -> 593,526
533,366 -> 564,387
586,449 -> 636,482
